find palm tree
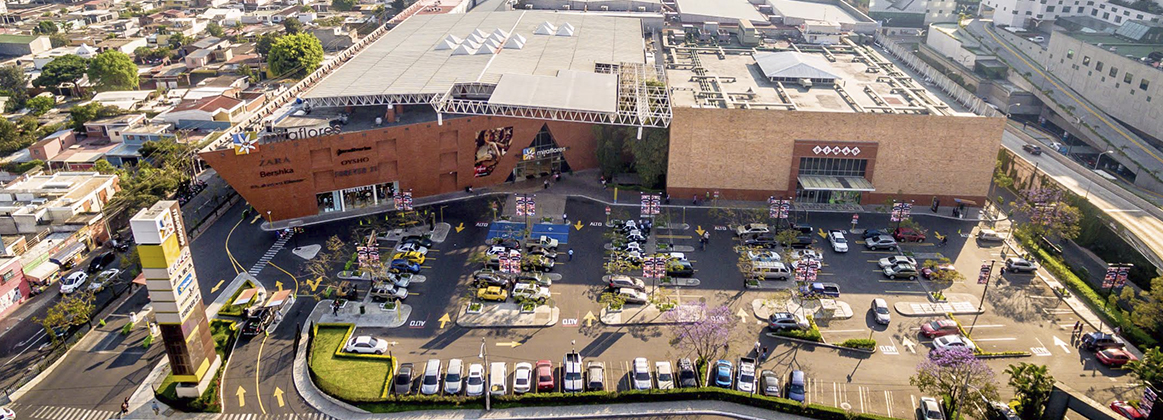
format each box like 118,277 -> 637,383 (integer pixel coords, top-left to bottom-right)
1005,363 -> 1054,420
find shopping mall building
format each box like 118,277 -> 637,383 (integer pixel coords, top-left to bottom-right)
200,10 -> 1004,224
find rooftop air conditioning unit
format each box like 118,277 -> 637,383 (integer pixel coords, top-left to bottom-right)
638,6 -> 645,11
526,4 -> 533,8
601,5 -> 608,10
563,4 -> 570,9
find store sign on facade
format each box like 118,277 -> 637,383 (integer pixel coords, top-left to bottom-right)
812,145 -> 861,156
522,146 -> 568,161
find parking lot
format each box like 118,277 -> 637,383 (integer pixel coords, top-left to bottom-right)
315,194 -> 1138,418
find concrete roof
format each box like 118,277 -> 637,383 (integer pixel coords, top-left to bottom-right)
302,11 -> 644,100
488,70 -> 618,112
768,0 -> 859,24
754,52 -> 842,80
674,0 -> 766,23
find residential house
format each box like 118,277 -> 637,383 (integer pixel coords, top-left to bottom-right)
309,26 -> 357,51
104,123 -> 175,166
185,48 -> 215,68
202,7 -> 243,26
0,172 -> 120,235
47,141 -> 122,171
28,129 -> 78,162
83,113 -> 146,141
0,256 -> 28,322
96,37 -> 147,54
162,94 -> 245,129
91,90 -> 157,110
140,63 -> 190,89
0,34 -> 50,56
181,36 -> 227,56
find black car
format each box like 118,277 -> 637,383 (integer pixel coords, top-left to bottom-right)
394,363 -> 415,395
744,233 -> 778,248
1022,144 -> 1043,155
666,260 -> 695,278
87,252 -> 116,273
401,235 -> 433,249
861,229 -> 887,239
677,358 -> 698,388
1080,332 -> 1125,351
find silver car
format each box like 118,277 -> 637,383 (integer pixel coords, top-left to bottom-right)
420,359 -> 441,395
871,298 -> 891,325
444,359 -> 463,395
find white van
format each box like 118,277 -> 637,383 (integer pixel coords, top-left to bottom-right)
489,362 -> 508,396
752,261 -> 791,280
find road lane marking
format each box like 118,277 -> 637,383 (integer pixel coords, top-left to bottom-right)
885,390 -> 894,418
254,335 -> 269,414
973,337 -> 1017,342
821,329 -> 868,333
884,290 -> 928,295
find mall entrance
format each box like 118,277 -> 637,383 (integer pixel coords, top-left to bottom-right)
508,124 -> 571,181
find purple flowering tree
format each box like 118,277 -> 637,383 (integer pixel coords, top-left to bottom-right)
665,302 -> 736,365
909,347 -> 999,418
1015,187 -> 1081,241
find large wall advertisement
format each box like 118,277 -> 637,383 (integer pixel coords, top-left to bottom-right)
474,127 -> 514,177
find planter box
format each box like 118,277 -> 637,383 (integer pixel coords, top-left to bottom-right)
467,304 -> 483,314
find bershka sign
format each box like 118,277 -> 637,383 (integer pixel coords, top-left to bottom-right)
262,125 -> 342,142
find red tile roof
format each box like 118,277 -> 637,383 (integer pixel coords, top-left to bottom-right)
172,95 -> 243,113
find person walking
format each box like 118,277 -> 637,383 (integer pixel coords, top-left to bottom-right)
601,177 -> 607,189
1072,321 -> 1081,337
152,400 -> 160,415
562,213 -> 569,226
544,179 -> 550,189
761,346 -> 769,360
940,236 -> 948,247
568,249 -> 574,261
120,397 -> 129,418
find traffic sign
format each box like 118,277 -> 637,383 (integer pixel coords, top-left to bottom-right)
605,206 -> 611,215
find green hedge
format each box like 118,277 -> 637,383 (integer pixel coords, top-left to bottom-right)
1014,231 -> 1158,348
355,387 -> 897,420
838,338 -> 877,350
309,324 -> 395,402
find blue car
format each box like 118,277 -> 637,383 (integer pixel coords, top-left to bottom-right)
390,259 -> 420,274
713,359 -> 733,388
786,370 -> 806,402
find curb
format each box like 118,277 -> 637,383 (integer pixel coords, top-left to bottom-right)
293,300 -> 369,417
765,333 -> 876,354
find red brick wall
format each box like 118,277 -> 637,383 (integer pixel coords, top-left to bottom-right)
201,115 -> 597,221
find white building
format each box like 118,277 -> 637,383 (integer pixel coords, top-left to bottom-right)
982,0 -> 1162,29
0,172 -> 119,235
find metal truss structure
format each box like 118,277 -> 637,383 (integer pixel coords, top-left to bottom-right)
303,92 -> 437,108
427,62 -> 672,128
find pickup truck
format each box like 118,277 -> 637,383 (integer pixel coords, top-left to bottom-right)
807,282 -> 840,298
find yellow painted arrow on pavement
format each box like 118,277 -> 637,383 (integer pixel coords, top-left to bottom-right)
583,311 -> 596,327
817,228 -> 827,238
273,387 -> 285,407
276,281 -> 283,292
308,276 -> 322,292
574,220 -> 584,231
251,214 -> 262,224
210,280 -> 225,293
695,226 -> 706,236
235,386 -> 246,407
496,341 -> 522,348
438,313 -> 451,328
455,222 -> 465,233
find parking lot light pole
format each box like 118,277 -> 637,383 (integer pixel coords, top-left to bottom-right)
977,259 -> 997,312
479,338 -> 489,411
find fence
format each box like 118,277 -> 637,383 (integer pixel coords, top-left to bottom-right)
874,34 -> 1002,118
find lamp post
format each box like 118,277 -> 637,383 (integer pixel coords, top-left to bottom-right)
479,338 -> 490,411
1094,150 -> 1113,171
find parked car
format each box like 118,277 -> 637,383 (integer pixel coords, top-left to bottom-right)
526,245 -> 557,260
563,352 -> 584,392
533,235 -> 559,250
605,274 -> 646,291
921,319 -> 961,338
1022,144 -> 1043,155
743,233 -> 778,248
521,254 -> 555,272
370,284 -> 408,301
878,256 -> 918,269
625,230 -> 647,243
861,229 -> 888,239
511,282 -> 550,303
392,251 -> 426,265
477,286 -> 508,302
516,272 -> 552,286
828,230 -> 849,252
513,362 -> 533,394
893,227 -> 926,242
865,235 -> 898,250
761,370 -> 780,396
420,359 -> 442,395
677,358 -> 698,388
808,282 -> 841,297
883,263 -> 920,280
632,357 -> 653,390
1110,400 -> 1145,419
933,335 -> 976,351
444,359 -> 464,395
473,269 -> 512,288
1096,348 -> 1137,367
345,335 -> 388,354
920,396 -> 945,420
713,359 -> 733,388
465,363 -> 485,396
390,259 -> 421,274
735,223 -> 770,237
60,271 -> 88,294
536,360 -> 555,392
401,235 -> 433,248
1081,332 -> 1126,351
394,363 -> 415,395
87,252 -> 116,273
736,357 -> 756,393
786,370 -> 806,402
666,260 -> 695,277
394,242 -> 429,255
0,406 -> 16,420
586,361 -> 606,391
871,298 -> 891,325
976,229 -> 1005,241
1005,257 -> 1038,273
88,268 -> 120,292
489,362 -> 508,396
617,288 -> 649,304
655,361 -> 675,389
746,250 -> 781,262
768,312 -> 809,331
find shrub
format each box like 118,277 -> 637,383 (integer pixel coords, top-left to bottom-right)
121,322 -> 133,335
838,338 -> 877,350
772,315 -> 822,342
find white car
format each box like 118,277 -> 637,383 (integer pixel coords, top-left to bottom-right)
736,359 -> 756,393
0,406 -> 14,420
88,268 -> 121,291
1005,257 -> 1038,273
920,396 -> 945,420
828,230 -> 849,253
871,298 -> 891,325
513,362 -> 533,394
420,359 -> 442,395
746,250 -> 781,262
655,361 -> 675,390
632,357 -> 653,390
976,229 -> 1004,241
444,359 -> 463,395
617,288 -> 649,305
512,282 -> 550,303
343,335 -> 388,354
486,246 -> 511,257
60,271 -> 88,294
933,335 -> 976,351
465,363 -> 485,396
395,242 -> 429,255
878,255 -> 917,269
735,223 -> 770,236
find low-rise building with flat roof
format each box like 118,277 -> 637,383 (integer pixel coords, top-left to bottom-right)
0,172 -> 119,235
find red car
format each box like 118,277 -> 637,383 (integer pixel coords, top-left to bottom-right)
535,360 -> 555,392
893,227 -> 927,242
920,319 -> 960,338
1096,348 -> 1138,367
1110,401 -> 1144,419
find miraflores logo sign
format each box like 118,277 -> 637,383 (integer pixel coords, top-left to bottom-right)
812,145 -> 861,156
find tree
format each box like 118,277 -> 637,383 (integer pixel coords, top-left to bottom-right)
34,21 -> 59,35
267,33 -> 324,78
593,125 -> 628,178
166,32 -> 187,49
283,18 -> 304,34
1128,346 -> 1163,389
88,51 -> 139,91
664,302 -> 735,366
49,33 -> 69,48
1132,276 -> 1163,334
303,235 -> 346,297
392,0 -> 406,12
26,95 -> 55,115
626,127 -> 669,189
1014,187 -> 1081,241
69,102 -> 125,132
36,291 -> 96,344
1005,363 -> 1054,420
206,21 -> 225,37
255,32 -> 280,56
0,65 -> 29,112
33,55 -> 88,94
910,348 -> 999,419
120,247 -> 141,277
332,0 -> 357,11
922,258 -> 966,283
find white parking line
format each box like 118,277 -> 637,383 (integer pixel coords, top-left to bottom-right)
820,329 -> 869,333
911,394 -> 917,413
964,324 -> 1005,328
973,337 -> 1018,342
885,390 -> 894,418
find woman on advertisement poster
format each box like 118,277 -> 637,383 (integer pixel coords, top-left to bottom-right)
474,127 -> 514,177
